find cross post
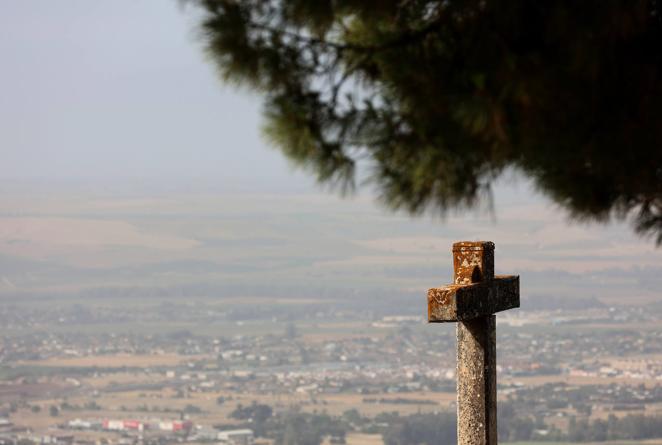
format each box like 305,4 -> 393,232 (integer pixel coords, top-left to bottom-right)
427,241 -> 520,445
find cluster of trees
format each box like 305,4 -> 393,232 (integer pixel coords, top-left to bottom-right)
229,402 -> 274,437
59,401 -> 102,411
220,402 -> 348,444
381,413 -> 456,445
216,400 -> 662,444
275,413 -> 346,445
510,382 -> 662,416
568,414 -> 662,442
382,409 -> 662,443
226,406 -> 535,444
378,408 -> 538,443
498,403 -> 543,442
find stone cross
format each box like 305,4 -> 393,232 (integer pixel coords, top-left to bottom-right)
427,241 -> 520,445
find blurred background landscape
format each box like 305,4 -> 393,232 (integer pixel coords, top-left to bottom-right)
1,2 -> 661,445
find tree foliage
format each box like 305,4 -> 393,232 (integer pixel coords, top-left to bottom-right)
382,413 -> 456,445
273,412 -> 346,445
191,0 -> 662,243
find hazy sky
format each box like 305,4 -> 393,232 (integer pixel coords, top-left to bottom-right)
0,0 -> 313,189
0,1 -> 659,302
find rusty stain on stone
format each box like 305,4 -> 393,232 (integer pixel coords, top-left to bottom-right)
453,241 -> 495,285
428,276 -> 519,322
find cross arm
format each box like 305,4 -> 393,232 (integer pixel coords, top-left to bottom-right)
428,275 -> 520,322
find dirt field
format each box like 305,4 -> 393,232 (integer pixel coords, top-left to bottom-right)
15,381 -> 457,436
500,374 -> 660,388
83,371 -> 169,388
17,353 -> 205,368
341,433 -> 384,445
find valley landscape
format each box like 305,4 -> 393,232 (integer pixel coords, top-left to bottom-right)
1,184 -> 660,445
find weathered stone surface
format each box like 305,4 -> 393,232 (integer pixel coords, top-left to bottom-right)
453,241 -> 495,284
426,241 -> 519,445
457,315 -> 497,445
427,275 -> 520,322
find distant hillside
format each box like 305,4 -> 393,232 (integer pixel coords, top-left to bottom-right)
522,295 -> 605,311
